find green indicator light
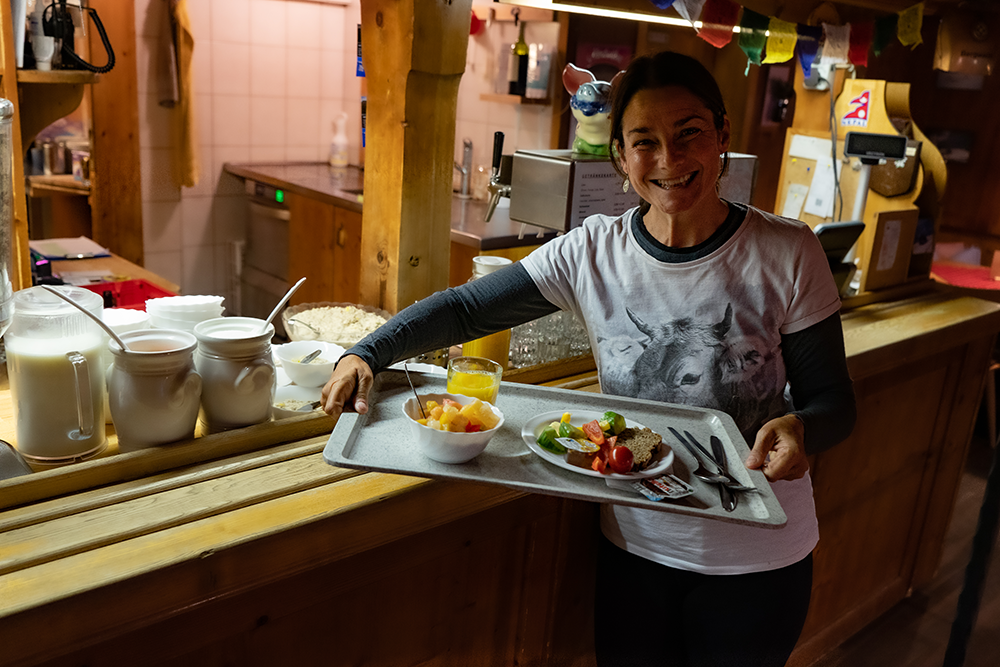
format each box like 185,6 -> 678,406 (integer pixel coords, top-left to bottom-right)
276,189 -> 284,203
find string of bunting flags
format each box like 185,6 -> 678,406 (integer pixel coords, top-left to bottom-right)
650,0 -> 926,76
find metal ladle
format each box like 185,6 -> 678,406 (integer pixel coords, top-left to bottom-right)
42,285 -> 134,354
261,276 -> 307,333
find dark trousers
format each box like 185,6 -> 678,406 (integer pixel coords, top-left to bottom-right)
594,537 -> 813,667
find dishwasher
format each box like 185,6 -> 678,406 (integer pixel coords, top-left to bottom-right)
241,194 -> 291,338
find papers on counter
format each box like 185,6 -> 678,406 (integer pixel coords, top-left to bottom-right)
30,236 -> 111,260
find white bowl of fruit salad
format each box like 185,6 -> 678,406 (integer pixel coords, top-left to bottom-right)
402,392 -> 504,464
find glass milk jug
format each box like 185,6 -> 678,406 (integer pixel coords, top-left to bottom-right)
108,329 -> 202,452
193,317 -> 276,433
5,286 -> 107,461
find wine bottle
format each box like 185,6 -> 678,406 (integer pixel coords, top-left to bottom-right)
506,21 -> 529,96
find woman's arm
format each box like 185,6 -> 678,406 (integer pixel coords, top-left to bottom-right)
321,263 -> 558,417
745,311 -> 857,480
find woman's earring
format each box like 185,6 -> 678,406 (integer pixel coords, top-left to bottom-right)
622,178 -> 630,193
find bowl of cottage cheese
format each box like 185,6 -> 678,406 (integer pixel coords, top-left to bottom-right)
282,301 -> 391,348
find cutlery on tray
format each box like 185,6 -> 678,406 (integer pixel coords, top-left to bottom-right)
667,428 -> 752,512
709,433 -> 738,512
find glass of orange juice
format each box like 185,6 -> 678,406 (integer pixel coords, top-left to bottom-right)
446,356 -> 503,405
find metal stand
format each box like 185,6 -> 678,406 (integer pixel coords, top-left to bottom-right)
943,429 -> 1000,666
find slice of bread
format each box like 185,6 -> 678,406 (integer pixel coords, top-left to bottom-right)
615,427 -> 662,471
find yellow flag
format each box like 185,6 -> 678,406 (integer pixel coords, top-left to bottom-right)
763,17 -> 797,63
897,2 -> 924,49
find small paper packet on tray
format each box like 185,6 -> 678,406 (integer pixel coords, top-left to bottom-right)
633,474 -> 695,501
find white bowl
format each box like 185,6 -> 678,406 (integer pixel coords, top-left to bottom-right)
274,340 -> 344,387
402,392 -> 504,464
272,384 -> 322,419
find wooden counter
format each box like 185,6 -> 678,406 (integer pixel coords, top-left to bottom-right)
1,288 -> 998,666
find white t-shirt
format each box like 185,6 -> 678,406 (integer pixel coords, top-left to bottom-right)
521,205 -> 842,574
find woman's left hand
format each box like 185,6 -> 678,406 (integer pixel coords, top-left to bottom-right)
744,414 -> 809,482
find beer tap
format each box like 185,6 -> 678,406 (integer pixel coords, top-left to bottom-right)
485,131 -> 510,222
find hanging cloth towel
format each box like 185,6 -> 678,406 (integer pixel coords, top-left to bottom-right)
738,8 -> 769,73
158,0 -> 179,108
819,23 -> 850,65
698,0 -> 740,49
848,21 -> 873,66
763,17 -> 797,63
170,0 -> 199,188
795,24 -> 823,78
872,13 -> 898,56
897,2 -> 924,49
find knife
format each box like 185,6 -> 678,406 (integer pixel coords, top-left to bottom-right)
710,434 -> 738,512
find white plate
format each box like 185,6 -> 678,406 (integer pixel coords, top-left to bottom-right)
388,361 -> 447,375
521,410 -> 673,481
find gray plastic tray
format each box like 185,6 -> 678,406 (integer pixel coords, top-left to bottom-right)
323,370 -> 786,527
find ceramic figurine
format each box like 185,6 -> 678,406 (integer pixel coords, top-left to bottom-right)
562,64 -> 622,156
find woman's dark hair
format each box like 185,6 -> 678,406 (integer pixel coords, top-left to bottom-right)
608,51 -> 729,180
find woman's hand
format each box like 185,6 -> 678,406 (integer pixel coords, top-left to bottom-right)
744,414 -> 809,482
321,355 -> 374,420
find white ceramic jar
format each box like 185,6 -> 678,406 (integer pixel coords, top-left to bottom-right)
107,329 -> 202,452
193,317 -> 276,433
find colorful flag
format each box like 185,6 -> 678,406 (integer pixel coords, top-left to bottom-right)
763,17 -> 797,63
697,0 -> 740,48
897,2 -> 924,49
795,24 -> 823,78
873,13 -> 898,56
739,8 -> 769,69
819,23 -> 850,64
849,22 -> 873,66
649,0 -> 677,10
674,0 -> 707,24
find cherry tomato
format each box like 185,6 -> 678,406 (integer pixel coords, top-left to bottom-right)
608,445 -> 634,474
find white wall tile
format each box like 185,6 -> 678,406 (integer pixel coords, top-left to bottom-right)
143,201 -> 183,253
320,51 -> 345,100
286,49 -> 322,98
320,5 -> 347,51
143,250 -> 183,288
193,93 -> 213,147
250,145 -> 286,162
180,245 -> 220,294
213,196 -> 248,245
212,94 -> 251,146
287,2 -> 323,49
213,147 -> 251,196
181,196 -> 215,248
185,0 -> 212,42
250,45 -> 287,98
250,0 -> 287,47
141,147 -> 182,203
286,98 -> 320,148
211,0 -> 250,44
286,144 -> 321,162
250,97 -> 286,147
139,93 -> 176,150
192,37 -> 213,95
212,42 -> 251,95
183,145 -> 215,198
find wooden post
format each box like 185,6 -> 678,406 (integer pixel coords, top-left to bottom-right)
359,0 -> 471,313
0,0 -> 30,291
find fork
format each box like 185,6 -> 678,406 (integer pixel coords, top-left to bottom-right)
668,428 -> 757,492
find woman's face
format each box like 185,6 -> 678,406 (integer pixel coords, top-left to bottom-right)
618,86 -> 731,220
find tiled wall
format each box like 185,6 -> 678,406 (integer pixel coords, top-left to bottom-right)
134,0 -> 557,301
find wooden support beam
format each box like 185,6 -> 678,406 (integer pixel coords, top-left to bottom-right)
359,0 -> 472,314
0,0 -> 30,291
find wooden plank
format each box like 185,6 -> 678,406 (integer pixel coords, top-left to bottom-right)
0,437 -> 338,533
0,454 -> 355,576
0,413 -> 337,510
87,0 -> 143,265
358,0 -> 472,313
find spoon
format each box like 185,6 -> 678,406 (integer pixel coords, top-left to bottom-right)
287,318 -> 320,335
42,285 -> 134,354
298,349 -> 323,365
261,276 -> 306,333
667,427 -> 757,492
403,361 -> 426,419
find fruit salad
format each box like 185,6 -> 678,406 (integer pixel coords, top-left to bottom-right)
417,398 -> 500,433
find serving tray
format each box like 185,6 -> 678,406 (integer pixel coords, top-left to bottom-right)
323,370 -> 787,527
